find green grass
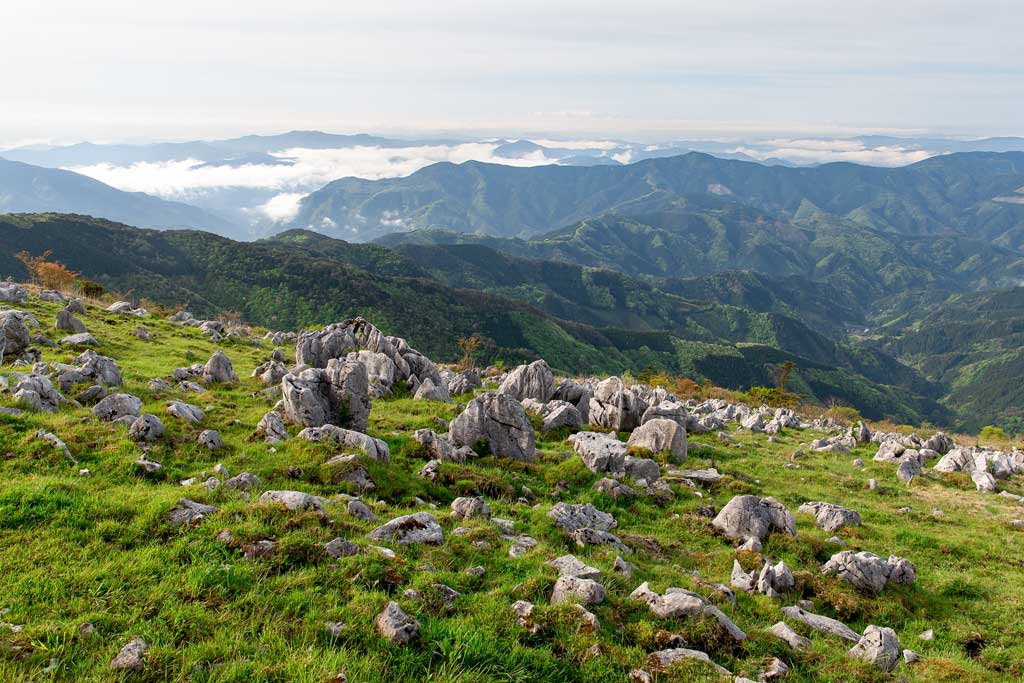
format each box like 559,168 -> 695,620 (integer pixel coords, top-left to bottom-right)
1,296 -> 1024,681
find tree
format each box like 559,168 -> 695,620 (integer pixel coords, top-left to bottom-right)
456,335 -> 481,370
773,359 -> 797,391
15,250 -> 79,291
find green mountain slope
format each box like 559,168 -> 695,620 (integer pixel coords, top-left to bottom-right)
0,213 -> 946,423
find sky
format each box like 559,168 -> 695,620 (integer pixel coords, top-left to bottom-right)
2,0 -> 1023,146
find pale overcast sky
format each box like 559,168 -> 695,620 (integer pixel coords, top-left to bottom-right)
2,0 -> 1022,144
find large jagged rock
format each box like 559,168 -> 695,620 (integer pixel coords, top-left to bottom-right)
498,359 -> 554,402
552,379 -> 593,423
588,377 -> 647,431
0,310 -> 31,361
55,308 -> 87,334
375,601 -> 419,644
93,393 -> 142,421
281,357 -> 371,432
413,376 -> 451,402
369,512 -> 443,545
769,621 -> 812,651
569,431 -> 627,474
547,502 -> 617,532
166,400 -> 204,423
256,411 -> 289,443
626,418 -> 687,463
541,400 -> 583,431
924,432 -> 955,455
56,349 -> 122,391
258,490 -> 325,512
641,400 -> 688,428
782,605 -> 860,642
203,350 -> 238,383
0,283 -> 28,303
295,317 -> 442,388
354,349 -> 397,396
712,495 -> 796,543
128,414 -> 165,442
296,424 -> 390,462
848,625 -> 902,672
797,502 -> 862,532
448,392 -> 535,462
252,360 -> 288,386
550,575 -> 606,605
12,374 -> 62,412
821,551 -> 915,595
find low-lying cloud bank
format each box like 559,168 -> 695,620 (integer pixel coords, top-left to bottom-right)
62,136 -> 957,224
67,142 -> 558,222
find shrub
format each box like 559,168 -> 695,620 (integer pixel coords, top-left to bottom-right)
746,386 -> 802,409
75,278 -> 105,299
979,425 -> 1008,442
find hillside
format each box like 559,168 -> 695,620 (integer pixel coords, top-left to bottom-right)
292,152 -> 1024,244
0,214 -> 948,425
0,158 -> 241,237
1,288 -> 1024,681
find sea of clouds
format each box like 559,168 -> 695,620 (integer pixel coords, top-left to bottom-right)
65,137 -> 941,224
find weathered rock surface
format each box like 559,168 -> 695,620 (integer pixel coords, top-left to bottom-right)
448,392 -> 535,462
281,358 -> 371,432
369,512 -> 444,545
797,501 -> 862,532
375,601 -> 419,644
296,424 -> 390,461
498,359 -> 554,402
626,418 -> 687,462
712,495 -> 796,543
848,625 -> 902,672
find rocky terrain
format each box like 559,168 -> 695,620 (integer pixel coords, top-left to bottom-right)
2,284 -> 1024,682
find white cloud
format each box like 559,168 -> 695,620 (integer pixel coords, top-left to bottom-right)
64,142 -> 559,212
733,140 -> 937,166
254,192 -> 305,222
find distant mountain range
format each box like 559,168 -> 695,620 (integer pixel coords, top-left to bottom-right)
0,158 -> 238,234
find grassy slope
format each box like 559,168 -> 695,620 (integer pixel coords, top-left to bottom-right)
1,297 -> 1023,681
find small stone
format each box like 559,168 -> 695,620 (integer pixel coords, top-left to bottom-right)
375,601 -> 419,644
110,636 -> 149,672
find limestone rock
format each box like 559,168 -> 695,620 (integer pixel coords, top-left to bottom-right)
569,431 -> 626,474
848,625 -> 902,672
375,601 -> 419,644
712,495 -> 796,543
450,496 -> 491,520
93,393 -> 142,421
128,414 -> 164,442
551,575 -> 606,605
256,411 -> 289,443
281,358 -> 371,432
448,392 -> 535,462
201,350 -> 236,382
626,418 -> 687,463
258,490 -> 325,513
166,400 -> 204,423
110,636 -> 149,672
296,424 -> 390,462
797,501 -> 862,532
369,512 -> 444,545
498,359 -> 554,402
